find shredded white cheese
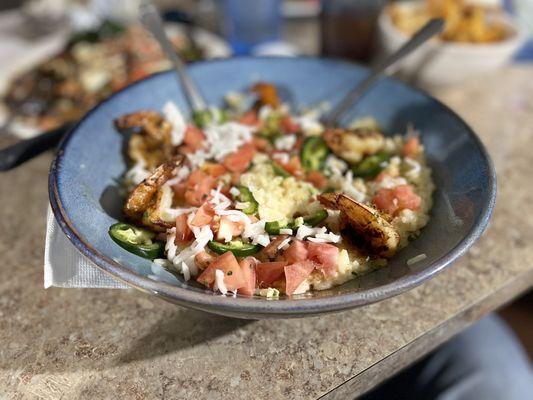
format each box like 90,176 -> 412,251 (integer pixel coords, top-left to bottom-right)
214,269 -> 228,295
293,112 -> 324,136
242,220 -> 271,247
277,237 -> 292,250
163,101 -> 186,146
125,162 -> 151,186
272,152 -> 290,164
187,122 -> 255,168
295,225 -> 316,241
181,261 -> 191,281
274,134 -> 297,151
229,186 -> 241,197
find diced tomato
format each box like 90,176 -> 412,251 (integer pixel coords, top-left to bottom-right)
307,242 -> 339,277
372,184 -> 421,216
279,156 -> 304,178
239,110 -> 259,126
262,235 -> 289,259
187,168 -> 207,185
293,136 -> 304,151
239,257 -> 258,296
190,202 -> 215,227
172,181 -> 187,202
223,142 -> 256,173
230,172 -> 242,186
284,261 -> 315,296
255,261 -> 287,288
178,144 -> 196,155
196,252 -> 245,291
194,251 -> 216,270
183,125 -> 206,151
252,136 -> 270,151
175,213 -> 193,244
283,240 -> 308,264
280,116 -> 300,134
184,169 -> 216,206
216,216 -> 245,241
203,162 -> 227,178
305,171 -> 328,190
402,136 -> 420,158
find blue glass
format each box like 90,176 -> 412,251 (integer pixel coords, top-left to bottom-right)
220,0 -> 282,55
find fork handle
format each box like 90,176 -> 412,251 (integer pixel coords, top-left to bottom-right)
0,125 -> 69,172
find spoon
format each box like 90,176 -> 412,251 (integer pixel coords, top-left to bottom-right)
139,0 -> 207,112
0,18 -> 443,172
323,18 -> 444,126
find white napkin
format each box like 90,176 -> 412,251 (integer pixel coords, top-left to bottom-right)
44,207 -> 129,289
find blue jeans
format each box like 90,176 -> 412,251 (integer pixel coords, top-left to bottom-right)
362,315 -> 533,400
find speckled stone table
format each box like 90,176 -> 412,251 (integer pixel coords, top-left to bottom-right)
1,67 -> 532,400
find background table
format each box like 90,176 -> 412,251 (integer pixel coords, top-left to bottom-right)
0,66 -> 532,399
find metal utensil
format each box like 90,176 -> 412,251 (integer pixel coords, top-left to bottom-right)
139,0 -> 207,112
0,18 -> 443,172
0,124 -> 70,171
323,18 -> 444,125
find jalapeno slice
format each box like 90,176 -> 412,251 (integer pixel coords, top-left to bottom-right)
271,162 -> 291,178
264,219 -> 291,235
301,136 -> 330,172
207,240 -> 261,257
304,209 -> 328,227
108,223 -> 163,259
193,108 -> 227,128
352,151 -> 391,179
235,186 -> 258,215
264,211 -> 326,234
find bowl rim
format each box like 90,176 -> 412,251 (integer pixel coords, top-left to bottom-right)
48,56 -> 497,317
380,0 -> 526,51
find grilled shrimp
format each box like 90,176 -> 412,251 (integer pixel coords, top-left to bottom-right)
318,192 -> 399,258
115,111 -> 174,170
124,156 -> 184,231
323,128 -> 384,164
252,82 -> 280,109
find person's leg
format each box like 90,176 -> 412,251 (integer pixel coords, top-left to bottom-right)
362,314 -> 533,400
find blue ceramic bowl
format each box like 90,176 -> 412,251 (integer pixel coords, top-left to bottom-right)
49,57 -> 496,319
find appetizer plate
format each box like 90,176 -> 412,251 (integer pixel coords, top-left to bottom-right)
49,57 -> 496,319
0,21 -> 231,139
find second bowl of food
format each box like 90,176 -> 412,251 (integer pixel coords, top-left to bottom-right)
49,57 -> 495,318
379,0 -> 525,87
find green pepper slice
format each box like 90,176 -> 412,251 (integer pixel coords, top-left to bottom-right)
193,108 -> 228,128
271,162 -> 291,178
304,209 -> 329,227
301,136 -> 330,172
235,186 -> 258,215
207,240 -> 261,257
108,223 -> 163,260
264,219 -> 291,235
352,151 -> 391,179
264,211 -> 326,235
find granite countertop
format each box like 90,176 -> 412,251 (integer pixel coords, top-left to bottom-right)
1,67 -> 532,400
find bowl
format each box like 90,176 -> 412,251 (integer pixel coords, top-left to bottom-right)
377,1 -> 525,88
49,57 -> 496,319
